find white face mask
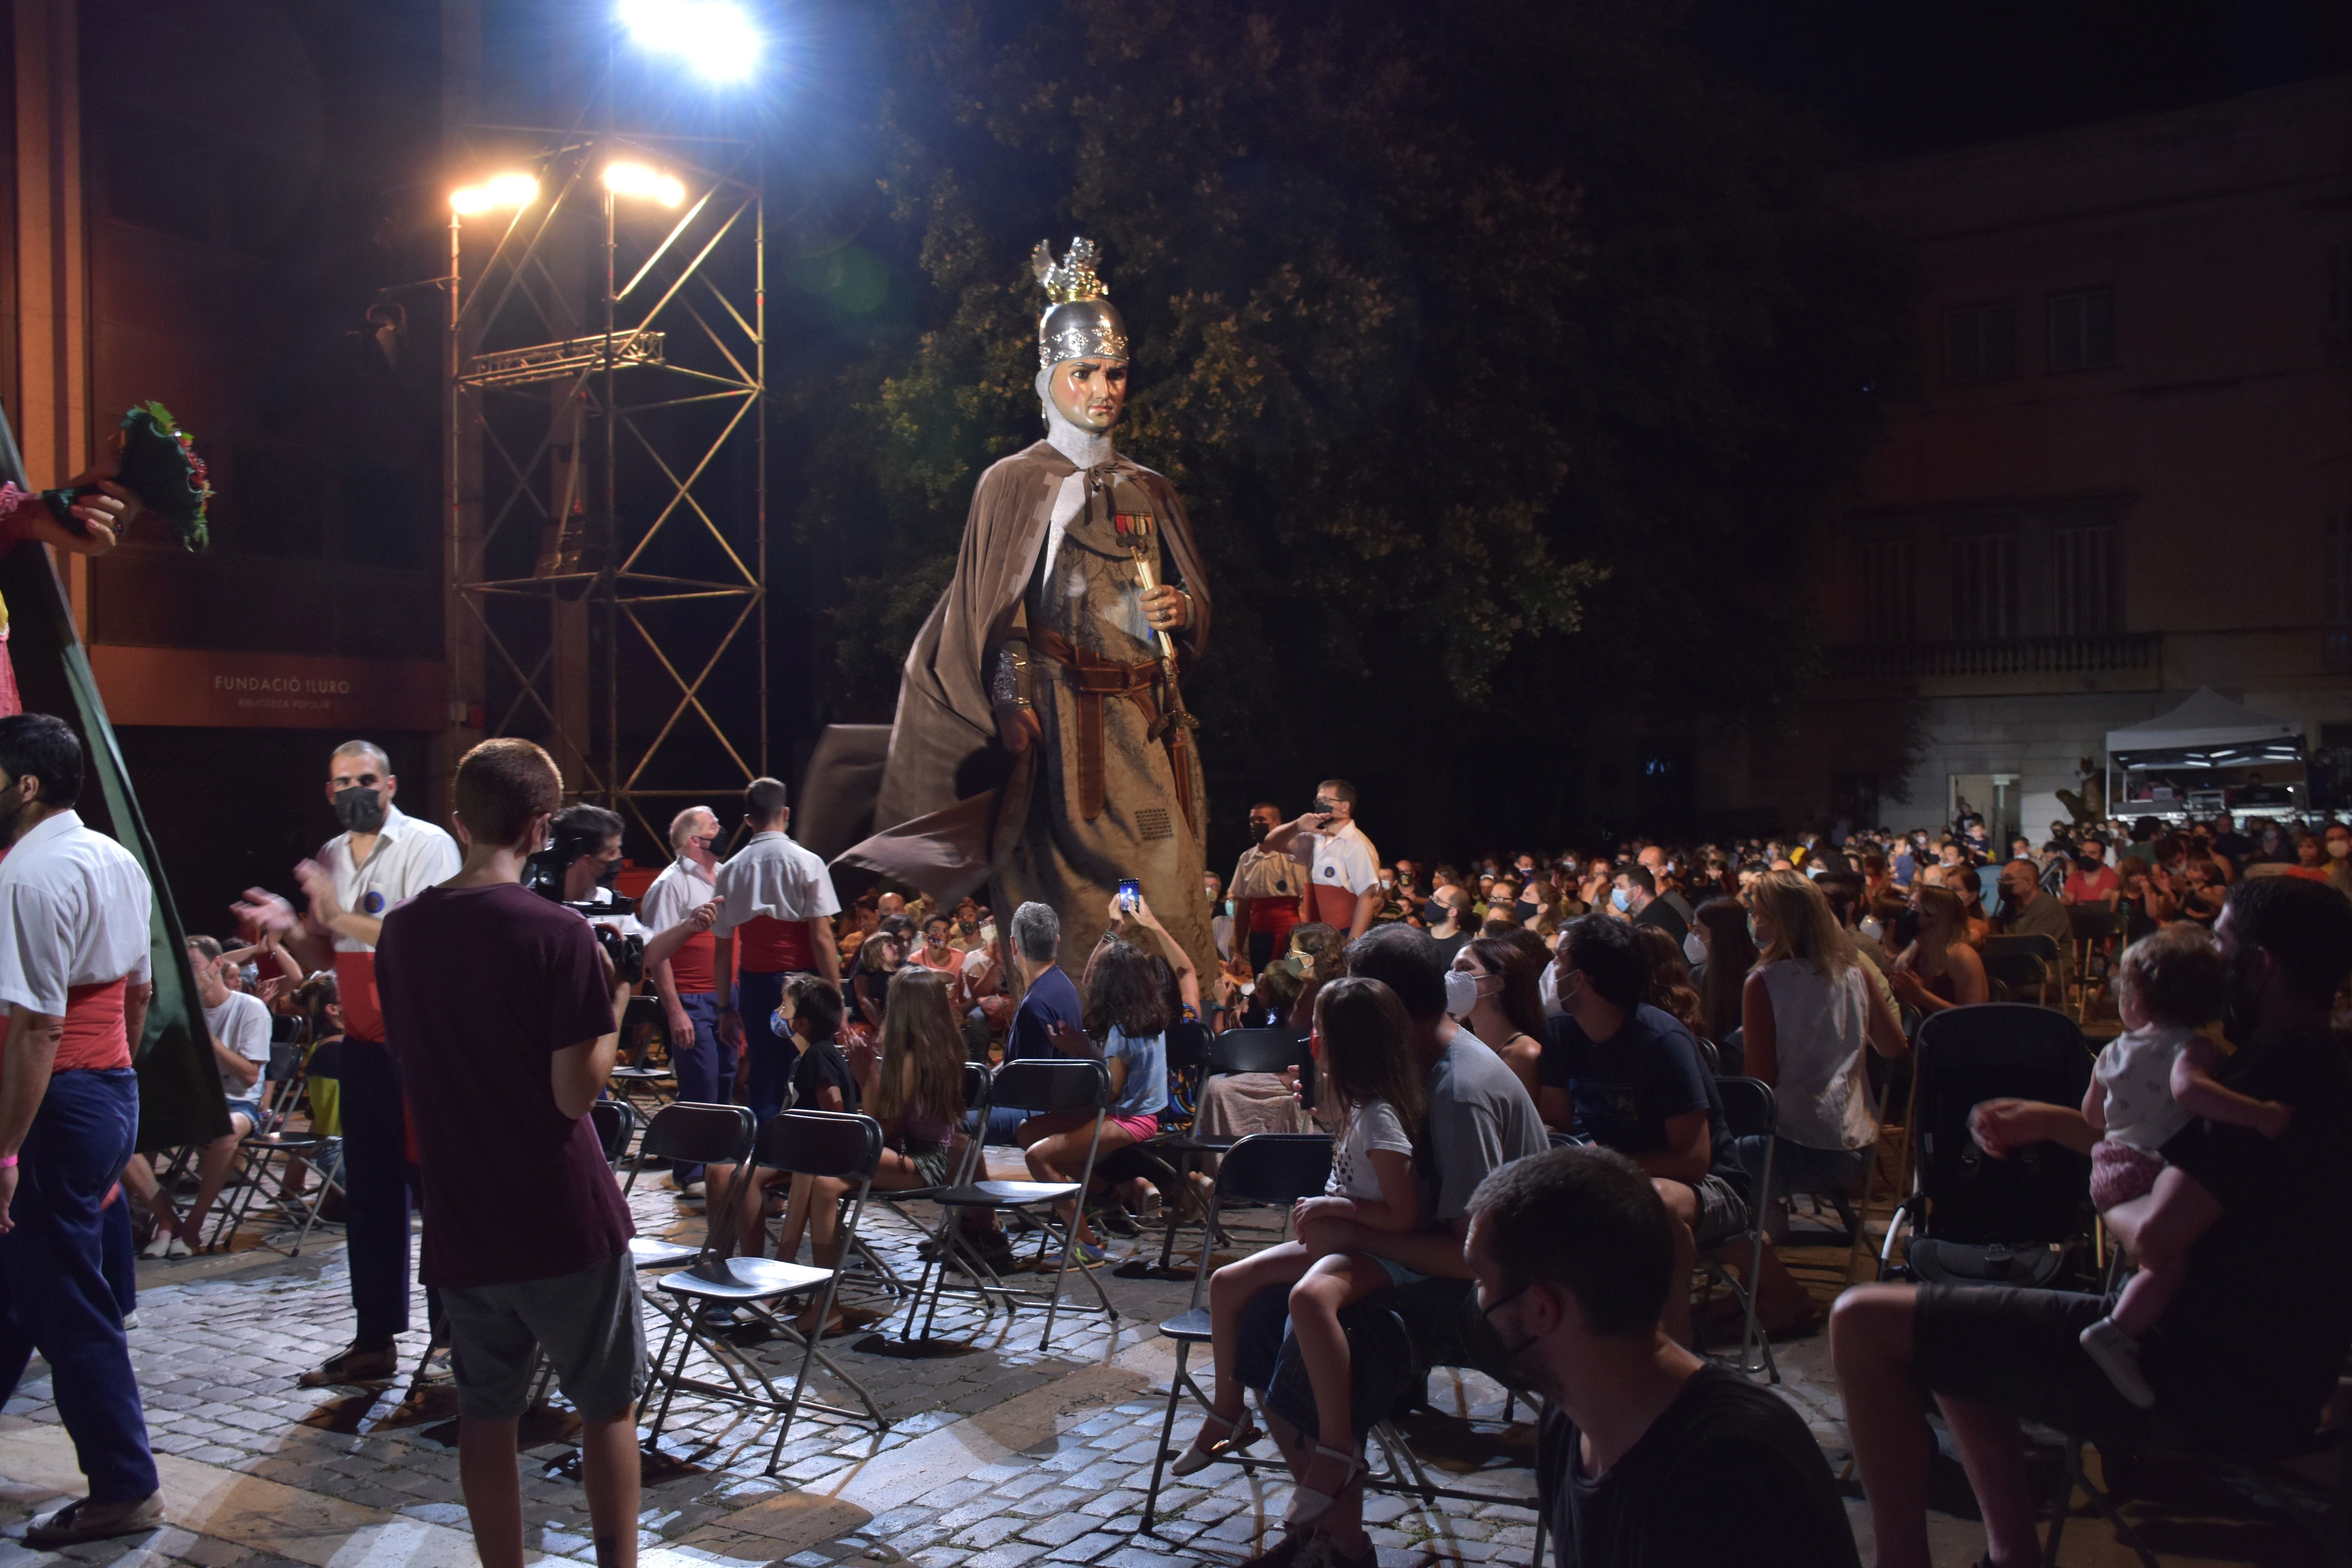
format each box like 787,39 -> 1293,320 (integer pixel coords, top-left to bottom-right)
2331,839 -> 2351,860
1443,967 -> 1481,1020
1537,960 -> 1566,1018
1682,931 -> 1708,966
1860,916 -> 1884,944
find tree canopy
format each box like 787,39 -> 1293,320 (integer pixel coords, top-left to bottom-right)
774,0 -> 1918,853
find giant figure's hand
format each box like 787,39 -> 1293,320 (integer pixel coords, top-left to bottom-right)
998,705 -> 1042,755
1140,583 -> 1188,633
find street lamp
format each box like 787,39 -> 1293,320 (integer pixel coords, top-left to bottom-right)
617,0 -> 760,84
449,172 -> 538,216
602,161 -> 686,208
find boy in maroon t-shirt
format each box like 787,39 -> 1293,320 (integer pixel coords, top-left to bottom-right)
375,739 -> 639,1568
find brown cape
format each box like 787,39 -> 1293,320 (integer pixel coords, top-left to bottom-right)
833,439 -> 1211,900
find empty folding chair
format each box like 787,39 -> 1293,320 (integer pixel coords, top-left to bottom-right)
644,1110 -> 889,1468
590,1099 -> 637,1170
906,1058 -> 1114,1350
1142,1132 -> 1332,1527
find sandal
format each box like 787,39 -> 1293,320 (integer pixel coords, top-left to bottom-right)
1282,1441 -> 1367,1529
1172,1408 -> 1261,1476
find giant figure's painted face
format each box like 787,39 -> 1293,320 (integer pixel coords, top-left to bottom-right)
1047,356 -> 1129,433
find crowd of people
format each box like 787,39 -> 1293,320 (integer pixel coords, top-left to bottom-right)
5,739 -> 2351,1568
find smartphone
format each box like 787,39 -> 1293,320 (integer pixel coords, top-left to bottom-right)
1117,877 -> 1142,913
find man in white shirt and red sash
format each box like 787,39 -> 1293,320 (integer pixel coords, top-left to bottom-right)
235,740 -> 458,1387
712,779 -> 839,1125
641,805 -> 724,1192
0,714 -> 163,1544
1261,779 -> 1383,942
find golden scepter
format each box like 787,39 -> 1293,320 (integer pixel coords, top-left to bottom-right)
1122,509 -> 1198,742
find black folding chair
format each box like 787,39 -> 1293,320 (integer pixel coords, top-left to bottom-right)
644,1111 -> 889,1468
1879,1004 -> 2094,1287
590,1099 -> 637,1169
203,1019 -> 343,1254
907,1058 -> 1115,1350
1982,933 -> 2062,1007
1143,1028 -> 1310,1273
1697,1077 -> 1777,1383
1142,1133 -> 1332,1527
610,996 -> 678,1112
623,1102 -> 757,1406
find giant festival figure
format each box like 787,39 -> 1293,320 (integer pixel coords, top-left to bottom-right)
837,238 -> 1217,978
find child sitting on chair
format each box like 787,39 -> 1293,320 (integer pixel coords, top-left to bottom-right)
2077,924 -> 2293,1406
1176,976 -> 1426,1529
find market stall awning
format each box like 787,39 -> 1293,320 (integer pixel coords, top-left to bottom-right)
2108,688 -> 2305,767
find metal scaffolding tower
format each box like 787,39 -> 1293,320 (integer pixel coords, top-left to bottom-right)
446,128 -> 763,849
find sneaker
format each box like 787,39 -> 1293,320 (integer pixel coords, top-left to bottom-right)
25,1493 -> 163,1546
140,1233 -> 191,1261
2078,1316 -> 2156,1408
1038,1239 -> 1108,1270
121,1312 -> 140,1331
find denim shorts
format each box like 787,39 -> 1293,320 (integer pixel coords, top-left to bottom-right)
225,1098 -> 264,1131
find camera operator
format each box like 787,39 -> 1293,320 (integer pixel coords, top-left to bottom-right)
373,739 -> 642,1568
232,739 -> 457,1389
712,778 -> 840,1124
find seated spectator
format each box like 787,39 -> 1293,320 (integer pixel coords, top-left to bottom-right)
1425,886 -> 1474,967
1739,871 -> 1907,1333
1229,925 -> 1546,1568
1472,1147 -> 1859,1568
1630,924 -> 1707,1047
1949,864 -> 1993,946
1448,935 -> 1546,1101
133,936 -> 272,1256
1688,898 -> 1759,1057
907,915 -> 961,980
1612,865 -> 1689,943
847,931 -> 903,1033
771,977 -> 859,1262
2279,833 -> 2332,884
2062,843 -> 2121,908
1834,878 -> 2352,1568
1538,916 -> 1749,1347
2325,821 -> 2352,898
1889,884 -> 1988,1017
1022,933 -> 1171,1267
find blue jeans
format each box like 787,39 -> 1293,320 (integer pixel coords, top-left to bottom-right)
735,971 -> 799,1127
0,1069 -> 156,1501
667,991 -> 733,1183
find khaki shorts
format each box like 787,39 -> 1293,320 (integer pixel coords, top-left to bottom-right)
439,1250 -> 647,1421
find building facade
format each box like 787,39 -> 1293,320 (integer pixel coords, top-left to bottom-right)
1745,75 -> 2352,840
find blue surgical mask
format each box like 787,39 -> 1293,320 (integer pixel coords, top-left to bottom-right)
1610,887 -> 1632,912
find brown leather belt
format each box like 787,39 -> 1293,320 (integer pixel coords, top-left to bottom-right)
1027,627 -> 1193,829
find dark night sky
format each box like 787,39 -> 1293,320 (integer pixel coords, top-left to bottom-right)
1679,0 -> 2352,158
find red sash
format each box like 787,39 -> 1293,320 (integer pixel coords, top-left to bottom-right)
737,915 -> 814,974
56,977 -> 132,1073
336,951 -> 383,1042
667,929 -> 717,995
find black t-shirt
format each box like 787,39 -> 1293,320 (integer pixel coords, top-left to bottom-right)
1632,898 -> 1689,943
792,1037 -> 860,1114
1540,1004 -> 1743,1195
1430,928 -> 1474,969
1539,1364 -> 1860,1568
2154,1028 -> 2352,1448
2210,830 -> 2254,867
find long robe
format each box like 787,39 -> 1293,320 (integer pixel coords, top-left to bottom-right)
834,439 -> 1216,979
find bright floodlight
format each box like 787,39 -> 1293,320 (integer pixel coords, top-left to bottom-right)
451,172 -> 538,216
618,0 -> 760,83
603,162 -> 686,208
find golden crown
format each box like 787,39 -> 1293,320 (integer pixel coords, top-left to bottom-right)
1033,236 -> 1108,304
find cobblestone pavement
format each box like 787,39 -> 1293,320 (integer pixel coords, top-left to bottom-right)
0,1161 -> 2209,1568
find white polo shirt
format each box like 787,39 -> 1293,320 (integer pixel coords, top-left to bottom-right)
640,854 -> 718,933
1295,819 -> 1381,899
320,803 -> 460,951
0,809 -> 152,1018
711,831 -> 841,932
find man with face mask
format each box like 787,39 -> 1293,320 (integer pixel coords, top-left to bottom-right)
1230,800 -> 1307,971
1261,780 -> 1383,942
1835,876 -> 2352,1568
234,740 -> 458,1388
640,806 -> 724,1194
0,714 -> 166,1545
835,237 -> 1216,985
1466,1148 -> 1857,1568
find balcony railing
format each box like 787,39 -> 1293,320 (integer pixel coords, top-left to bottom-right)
1836,633 -> 2161,681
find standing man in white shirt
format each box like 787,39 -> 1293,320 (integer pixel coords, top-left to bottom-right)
136,936 -> 270,1258
1260,779 -> 1383,941
711,778 -> 840,1125
0,714 -> 164,1545
641,806 -> 724,1191
234,740 -> 459,1388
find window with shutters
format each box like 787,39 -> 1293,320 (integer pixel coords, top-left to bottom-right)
1859,538 -> 1916,643
1951,533 -> 2019,641
2052,524 -> 2122,635
2048,286 -> 2118,372
1944,301 -> 2017,384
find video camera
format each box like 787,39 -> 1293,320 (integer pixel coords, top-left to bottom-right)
522,821 -> 646,986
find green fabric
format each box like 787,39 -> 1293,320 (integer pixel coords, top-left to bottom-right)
0,410 -> 222,1151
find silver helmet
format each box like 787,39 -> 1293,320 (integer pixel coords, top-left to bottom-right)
1033,236 -> 1129,370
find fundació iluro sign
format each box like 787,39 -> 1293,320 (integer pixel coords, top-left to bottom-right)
90,646 -> 446,731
